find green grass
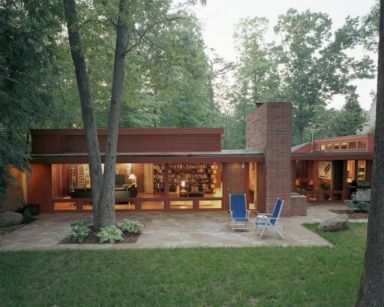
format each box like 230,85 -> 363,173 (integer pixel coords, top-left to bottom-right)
0,223 -> 367,307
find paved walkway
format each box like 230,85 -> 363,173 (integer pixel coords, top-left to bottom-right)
0,205 -> 360,251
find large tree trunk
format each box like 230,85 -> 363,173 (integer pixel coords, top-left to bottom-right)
355,1 -> 384,306
63,0 -> 130,229
63,0 -> 103,219
96,0 -> 130,228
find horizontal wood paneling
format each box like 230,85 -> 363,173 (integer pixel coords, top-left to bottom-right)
31,128 -> 223,154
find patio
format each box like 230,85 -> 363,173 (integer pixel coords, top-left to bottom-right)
0,205 -> 358,251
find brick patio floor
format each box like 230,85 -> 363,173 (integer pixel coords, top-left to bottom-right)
0,204 -> 363,251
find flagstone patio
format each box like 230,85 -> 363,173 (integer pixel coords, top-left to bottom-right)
0,205 -> 363,251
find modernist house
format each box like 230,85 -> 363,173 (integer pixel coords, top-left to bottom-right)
6,101 -> 374,216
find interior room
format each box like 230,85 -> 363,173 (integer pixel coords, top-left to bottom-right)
294,159 -> 369,202
51,162 -> 223,211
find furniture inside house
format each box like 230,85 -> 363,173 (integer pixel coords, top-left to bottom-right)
69,174 -> 137,203
255,198 -> 284,239
228,193 -> 250,231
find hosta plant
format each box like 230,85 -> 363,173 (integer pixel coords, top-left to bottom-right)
117,219 -> 144,234
68,220 -> 91,243
97,225 -> 124,243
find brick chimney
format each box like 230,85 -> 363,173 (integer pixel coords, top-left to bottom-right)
246,101 -> 292,216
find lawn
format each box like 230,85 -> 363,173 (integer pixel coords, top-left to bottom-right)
0,223 -> 366,307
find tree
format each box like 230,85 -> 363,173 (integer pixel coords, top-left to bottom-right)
63,0 -> 208,229
360,0 -> 380,52
234,17 -> 280,104
63,0 -> 131,228
225,17 -> 279,149
355,1 -> 384,305
229,10 -> 375,145
0,0 -> 62,206
332,89 -> 367,136
275,9 -> 374,143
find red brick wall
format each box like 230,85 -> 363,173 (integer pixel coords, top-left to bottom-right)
246,101 -> 292,216
246,105 -> 267,150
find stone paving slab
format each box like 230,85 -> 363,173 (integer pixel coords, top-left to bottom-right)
0,205 -> 357,251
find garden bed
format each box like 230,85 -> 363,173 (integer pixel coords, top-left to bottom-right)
59,227 -> 140,244
331,209 -> 368,219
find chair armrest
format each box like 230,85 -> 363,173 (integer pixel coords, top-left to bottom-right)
257,213 -> 272,218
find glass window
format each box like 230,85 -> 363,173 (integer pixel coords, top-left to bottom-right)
327,144 -> 333,150
141,201 -> 164,210
170,200 -> 193,210
199,200 -> 222,209
341,143 -> 348,149
320,144 -> 326,151
349,141 -> 357,149
358,141 -> 367,149
167,163 -> 222,198
53,202 -> 77,211
333,143 -> 340,150
346,160 -> 356,183
153,164 -> 165,193
357,160 -> 366,181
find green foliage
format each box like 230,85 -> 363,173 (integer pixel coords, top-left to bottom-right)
51,2 -> 218,130
355,202 -> 369,213
345,200 -> 369,213
360,1 -> 379,51
70,220 -> 89,228
117,219 -> 144,234
97,225 -> 124,243
0,0 -> 63,206
227,8 -> 375,146
68,221 -> 91,243
332,91 -> 367,136
22,209 -> 37,224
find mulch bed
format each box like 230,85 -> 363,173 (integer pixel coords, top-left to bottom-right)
331,209 -> 368,220
60,229 -> 140,244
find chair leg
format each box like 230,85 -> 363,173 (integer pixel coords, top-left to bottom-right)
259,226 -> 266,238
273,226 -> 284,239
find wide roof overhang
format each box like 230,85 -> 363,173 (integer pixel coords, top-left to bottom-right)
30,149 -> 265,164
292,151 -> 374,161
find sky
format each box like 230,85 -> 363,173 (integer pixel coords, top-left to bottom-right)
187,0 -> 377,110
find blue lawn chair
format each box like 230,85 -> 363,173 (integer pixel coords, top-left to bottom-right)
229,194 -> 250,231
255,198 -> 284,238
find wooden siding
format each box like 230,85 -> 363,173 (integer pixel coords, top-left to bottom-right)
31,128 -> 224,154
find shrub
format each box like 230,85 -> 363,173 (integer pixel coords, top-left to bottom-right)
356,202 -> 369,213
68,220 -> 91,243
345,200 -> 369,213
97,225 -> 124,243
117,219 -> 144,234
71,220 -> 88,228
23,209 -> 37,224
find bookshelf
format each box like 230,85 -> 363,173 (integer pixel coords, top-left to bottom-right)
165,163 -> 217,194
